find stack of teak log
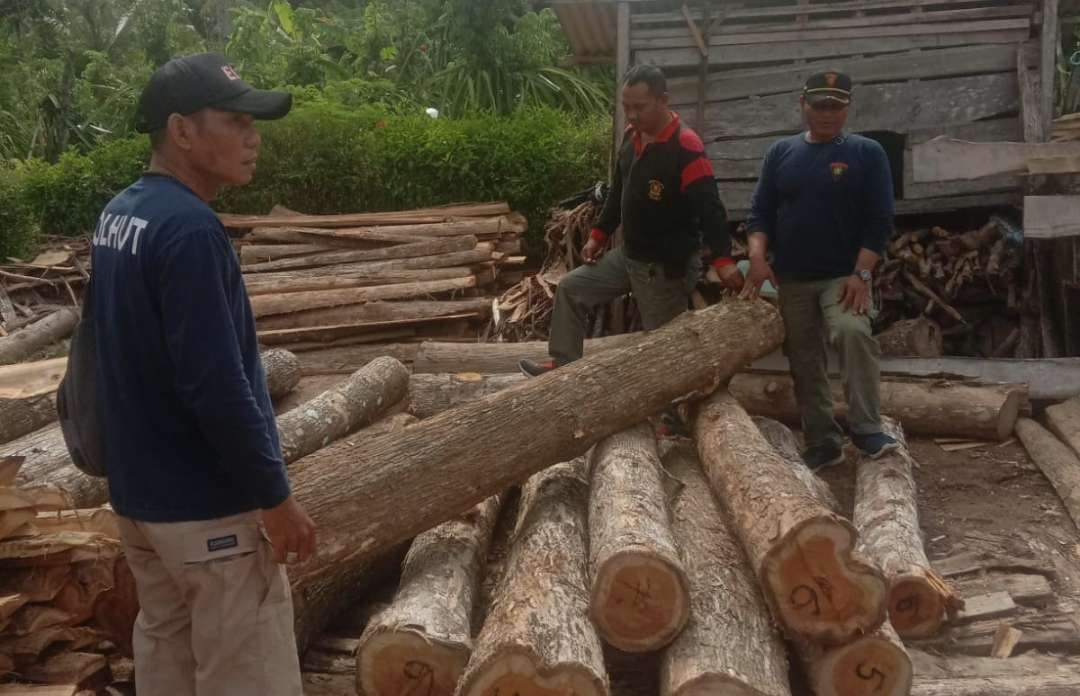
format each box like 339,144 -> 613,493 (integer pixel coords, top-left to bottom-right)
219,201 -> 527,353
0,456 -> 137,692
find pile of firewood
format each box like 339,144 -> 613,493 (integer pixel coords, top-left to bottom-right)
874,217 -> 1025,357
223,202 -> 527,353
0,457 -> 137,693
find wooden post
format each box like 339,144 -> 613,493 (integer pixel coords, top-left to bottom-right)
1041,0 -> 1061,140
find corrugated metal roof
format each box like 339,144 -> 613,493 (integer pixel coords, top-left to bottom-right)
552,2 -> 618,61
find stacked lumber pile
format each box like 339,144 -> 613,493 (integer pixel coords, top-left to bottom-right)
0,457 -> 136,693
874,217 -> 1026,358
220,202 -> 527,353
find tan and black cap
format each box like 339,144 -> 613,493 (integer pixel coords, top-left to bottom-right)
135,52 -> 292,133
802,70 -> 852,106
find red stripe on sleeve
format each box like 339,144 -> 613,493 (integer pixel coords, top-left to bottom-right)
681,156 -> 714,192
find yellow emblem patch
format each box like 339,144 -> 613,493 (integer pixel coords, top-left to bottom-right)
648,179 -> 664,201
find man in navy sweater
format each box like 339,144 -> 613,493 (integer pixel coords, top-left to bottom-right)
92,53 -> 315,695
741,71 -> 899,470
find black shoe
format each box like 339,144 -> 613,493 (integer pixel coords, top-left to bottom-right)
802,443 -> 845,472
852,432 -> 900,459
518,358 -> 557,377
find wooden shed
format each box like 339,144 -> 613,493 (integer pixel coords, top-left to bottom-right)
550,0 -> 1059,221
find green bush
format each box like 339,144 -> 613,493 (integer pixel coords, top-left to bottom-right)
0,165 -> 39,259
2,104 -> 609,258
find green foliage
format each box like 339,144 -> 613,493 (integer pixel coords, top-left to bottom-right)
2,105 -> 609,254
0,165 -> 40,259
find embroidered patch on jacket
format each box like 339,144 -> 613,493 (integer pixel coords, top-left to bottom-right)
207,534 -> 239,552
830,161 -> 849,180
648,179 -> 664,201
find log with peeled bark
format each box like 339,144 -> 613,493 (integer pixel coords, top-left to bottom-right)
1015,417 -> 1080,531
244,226 -> 423,246
241,248 -> 493,284
243,235 -> 478,273
261,348 -> 302,400
250,276 -> 477,318
411,334 -> 640,373
0,309 -> 78,366
1044,396 -> 1080,461
298,216 -> 523,242
855,418 -> 961,640
356,493 -> 505,696
0,391 -> 57,446
284,300 -> 784,590
659,444 -> 791,696
456,460 -> 608,696
874,317 -> 944,358
258,298 -> 489,333
752,416 -> 840,511
240,243 -> 337,265
408,373 -> 524,418
803,620 -> 913,696
219,202 -> 512,229
291,412 -> 417,653
298,344 -> 421,375
588,423 -> 689,652
729,373 -> 1024,441
257,315 -> 476,347
275,356 -> 410,463
693,392 -> 887,645
245,267 -> 474,296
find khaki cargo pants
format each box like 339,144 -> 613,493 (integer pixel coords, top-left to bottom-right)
118,510 -> 302,696
778,276 -> 884,449
549,246 -> 698,364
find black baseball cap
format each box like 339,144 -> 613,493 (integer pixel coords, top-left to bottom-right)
803,70 -> 852,106
135,52 -> 292,133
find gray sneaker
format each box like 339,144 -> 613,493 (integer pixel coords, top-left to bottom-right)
852,432 -> 900,459
802,443 -> 845,472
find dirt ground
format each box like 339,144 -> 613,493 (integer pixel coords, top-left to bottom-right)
300,426 -> 1080,696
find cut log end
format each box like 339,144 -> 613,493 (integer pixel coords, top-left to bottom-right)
762,520 -> 887,645
995,390 -> 1022,441
357,631 -> 468,696
887,574 -> 947,639
670,676 -> 769,696
590,550 -> 690,653
812,630 -> 913,696
463,653 -> 606,696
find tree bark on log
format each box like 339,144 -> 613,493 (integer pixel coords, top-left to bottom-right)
0,309 -> 78,366
257,316 -> 476,347
693,391 -> 887,645
250,276 -> 477,318
751,416 -> 840,511
729,373 -> 1024,441
243,236 -> 477,273
285,300 -> 784,590
276,357 -> 410,463
220,202 -> 512,229
244,226 -> 423,246
411,334 -> 640,373
1044,396 -> 1080,461
855,418 -> 960,639
659,444 -> 791,696
356,493 -> 505,696
1015,418 -> 1080,531
408,373 -> 524,419
875,318 -> 943,358
241,248 -> 493,284
240,243 -> 338,265
246,269 -> 475,298
588,423 -> 689,652
803,620 -> 914,696
456,460 -> 609,696
291,412 -> 417,654
298,344 -> 421,375
298,216 -> 522,242
261,348 -> 302,401
0,392 -> 57,446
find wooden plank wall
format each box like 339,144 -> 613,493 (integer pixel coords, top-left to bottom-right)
627,0 -> 1040,219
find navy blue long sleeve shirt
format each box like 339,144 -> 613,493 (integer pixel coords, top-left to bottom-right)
746,133 -> 894,280
90,173 -> 290,522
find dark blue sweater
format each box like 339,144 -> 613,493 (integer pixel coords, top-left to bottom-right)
746,133 -> 894,280
90,174 -> 290,522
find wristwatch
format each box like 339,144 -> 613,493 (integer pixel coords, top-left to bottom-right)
855,269 -> 872,283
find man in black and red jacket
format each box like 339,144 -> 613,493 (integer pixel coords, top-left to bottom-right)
520,65 -> 743,378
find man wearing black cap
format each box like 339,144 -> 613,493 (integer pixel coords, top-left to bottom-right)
91,53 -> 313,695
741,70 -> 899,470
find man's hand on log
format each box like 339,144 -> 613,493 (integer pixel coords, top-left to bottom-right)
263,495 -> 318,564
838,275 -> 871,315
581,237 -> 605,264
740,256 -> 778,300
